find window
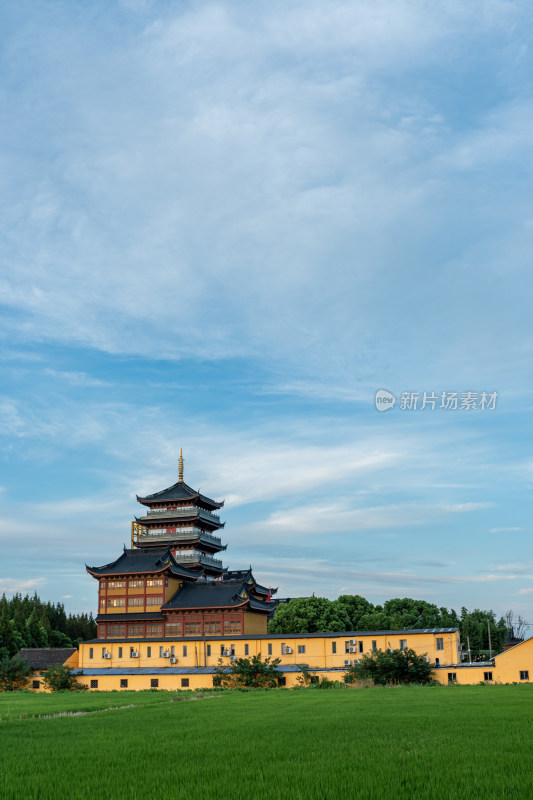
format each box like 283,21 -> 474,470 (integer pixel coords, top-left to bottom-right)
344,641 -> 351,654
224,619 -> 242,634
32,680 -> 40,689
146,596 -> 163,606
146,624 -> 163,637
244,644 -> 249,656
118,647 -> 123,659
204,621 -> 221,635
108,580 -> 126,589
358,641 -> 364,653
146,579 -> 163,587
206,645 -> 211,657
159,647 -> 164,657
100,599 -> 105,608
436,637 -> 444,651
372,640 -> 377,652
127,624 -> 144,637
448,673 -> 457,684
102,648 -> 107,657
107,597 -> 126,607
147,647 -> 151,658
268,643 -> 272,656
129,580 -> 144,588
165,623 -> 182,637
183,646 -> 188,657
332,641 -> 337,654
181,678 -> 189,688
89,648 -> 94,659
107,624 -> 126,637
297,645 -> 306,654
519,671 -> 529,681
484,672 -> 493,682
278,677 -> 286,687
399,639 -> 407,651
230,645 -> 235,656
90,679 -> 98,689
120,679 -> 128,688
151,679 -> 159,688
170,646 -> 175,657
220,645 -> 225,656
128,597 -> 144,606
130,647 -> 136,657
184,622 -> 201,635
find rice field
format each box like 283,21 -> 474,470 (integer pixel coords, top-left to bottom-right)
1,685 -> 532,799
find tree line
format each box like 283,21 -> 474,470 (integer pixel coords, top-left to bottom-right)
0,593 -> 97,658
269,595 -> 525,658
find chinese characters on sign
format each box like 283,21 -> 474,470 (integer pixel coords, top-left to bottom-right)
375,390 -> 498,412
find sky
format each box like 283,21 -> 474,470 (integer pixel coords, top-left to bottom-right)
0,0 -> 532,623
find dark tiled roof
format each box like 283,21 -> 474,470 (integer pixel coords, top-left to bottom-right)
74,665 -> 305,675
86,548 -> 198,579
162,580 -> 249,610
17,648 -> 76,670
137,481 -> 223,510
96,612 -> 164,622
222,570 -> 277,598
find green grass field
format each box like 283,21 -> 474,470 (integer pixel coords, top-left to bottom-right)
1,685 -> 531,799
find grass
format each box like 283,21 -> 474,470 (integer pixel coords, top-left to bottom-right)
0,685 -> 532,799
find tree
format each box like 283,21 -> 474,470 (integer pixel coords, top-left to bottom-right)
214,654 -> 282,688
269,597 -> 351,634
0,655 -> 31,691
41,665 -> 87,692
345,648 -> 433,686
337,595 -> 374,629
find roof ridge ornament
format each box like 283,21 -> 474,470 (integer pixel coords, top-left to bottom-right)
178,448 -> 184,483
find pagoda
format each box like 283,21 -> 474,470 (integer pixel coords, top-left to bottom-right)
86,451 -> 277,640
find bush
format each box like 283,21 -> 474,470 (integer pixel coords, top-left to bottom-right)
345,648 -> 433,686
41,665 -> 87,691
214,654 -> 282,688
0,655 -> 31,691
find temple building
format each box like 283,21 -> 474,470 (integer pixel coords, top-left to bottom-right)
86,451 -> 277,641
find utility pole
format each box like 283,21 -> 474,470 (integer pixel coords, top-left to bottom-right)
487,621 -> 492,660
467,636 -> 472,664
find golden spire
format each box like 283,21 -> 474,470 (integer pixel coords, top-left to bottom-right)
178,448 -> 184,482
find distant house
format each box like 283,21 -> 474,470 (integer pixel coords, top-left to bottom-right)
17,648 -> 78,691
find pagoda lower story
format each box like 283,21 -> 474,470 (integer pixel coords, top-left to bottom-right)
86,451 -> 277,639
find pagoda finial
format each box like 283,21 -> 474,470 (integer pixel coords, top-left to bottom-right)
178,448 -> 184,482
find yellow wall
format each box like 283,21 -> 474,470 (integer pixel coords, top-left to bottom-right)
78,629 -> 460,671
432,636 -> 533,685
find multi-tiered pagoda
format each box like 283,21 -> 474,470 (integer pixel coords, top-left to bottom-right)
87,451 -> 276,640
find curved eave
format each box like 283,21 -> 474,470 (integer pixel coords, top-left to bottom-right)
248,599 -> 278,612
161,599 -> 249,612
254,585 -> 278,597
136,482 -> 224,510
86,563 -> 194,580
136,516 -> 226,531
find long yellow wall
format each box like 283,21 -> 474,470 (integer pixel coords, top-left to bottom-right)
78,629 -> 460,672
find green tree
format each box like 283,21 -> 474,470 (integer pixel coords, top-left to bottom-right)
41,664 -> 87,692
0,654 -> 31,691
337,595 -> 374,629
346,648 -> 434,686
214,654 -> 282,688
269,597 -> 351,634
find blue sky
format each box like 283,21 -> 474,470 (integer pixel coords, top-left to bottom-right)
1,0 -> 532,622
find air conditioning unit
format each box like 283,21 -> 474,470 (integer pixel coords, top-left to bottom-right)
349,647 -> 357,653
223,650 -> 231,656
284,647 -> 292,654
424,657 -> 430,663
349,639 -> 357,645
353,659 -> 360,665
169,657 -> 177,664
229,656 -> 236,662
162,651 -> 170,658
344,659 -> 351,667
131,652 -> 139,658
103,653 -> 111,659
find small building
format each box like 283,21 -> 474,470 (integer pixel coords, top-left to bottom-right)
17,648 -> 78,691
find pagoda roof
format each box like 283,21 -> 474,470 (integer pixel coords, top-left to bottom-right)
86,548 -> 201,579
222,569 -> 277,597
96,612 -> 164,622
161,579 -> 277,612
137,480 -> 223,510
